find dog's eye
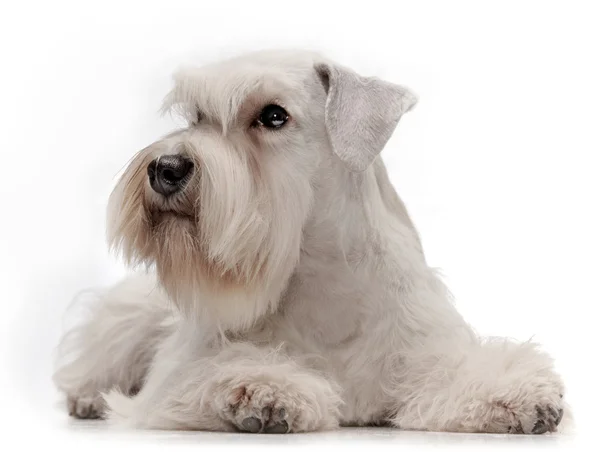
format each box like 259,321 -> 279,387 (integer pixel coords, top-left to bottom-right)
258,105 -> 289,129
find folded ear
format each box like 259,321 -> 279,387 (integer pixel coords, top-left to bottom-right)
315,62 -> 418,172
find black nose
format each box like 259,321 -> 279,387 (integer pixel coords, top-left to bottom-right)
147,155 -> 194,196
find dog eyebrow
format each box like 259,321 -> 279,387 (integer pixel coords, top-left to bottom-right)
162,64 -> 301,134
162,70 -> 265,133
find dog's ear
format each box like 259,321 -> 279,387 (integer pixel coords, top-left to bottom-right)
315,62 -> 418,172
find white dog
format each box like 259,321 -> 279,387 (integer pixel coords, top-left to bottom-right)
53,50 -> 566,434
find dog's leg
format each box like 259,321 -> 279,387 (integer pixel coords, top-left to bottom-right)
104,341 -> 342,433
390,337 -> 566,434
53,274 -> 174,419
385,272 -> 566,434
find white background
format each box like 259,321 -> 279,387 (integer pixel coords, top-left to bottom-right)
1,0 -> 598,458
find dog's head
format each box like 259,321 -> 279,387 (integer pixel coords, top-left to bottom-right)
108,50 -> 417,329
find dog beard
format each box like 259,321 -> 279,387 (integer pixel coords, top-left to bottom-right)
106,132 -> 307,330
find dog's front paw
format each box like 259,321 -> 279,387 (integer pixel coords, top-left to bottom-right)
429,341 -> 570,434
213,381 -> 335,433
467,362 -> 566,434
67,393 -> 105,419
501,394 -> 565,434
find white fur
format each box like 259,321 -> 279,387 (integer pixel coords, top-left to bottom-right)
54,50 -> 568,434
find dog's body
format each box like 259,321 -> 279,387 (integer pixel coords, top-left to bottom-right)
54,50 -> 565,434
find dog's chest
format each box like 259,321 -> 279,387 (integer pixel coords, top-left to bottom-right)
279,267 -> 373,348
270,273 -> 396,424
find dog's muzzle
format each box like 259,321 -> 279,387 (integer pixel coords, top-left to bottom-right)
147,154 -> 194,197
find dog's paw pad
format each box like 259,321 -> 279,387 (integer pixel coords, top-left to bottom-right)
532,419 -> 549,434
218,383 -> 302,433
67,395 -> 103,420
262,407 -> 290,434
235,403 -> 290,434
264,421 -> 289,434
241,416 -> 262,433
529,404 -> 563,434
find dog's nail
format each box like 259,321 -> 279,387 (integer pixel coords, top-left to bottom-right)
265,421 -> 289,434
535,405 -> 545,418
278,407 -> 286,419
555,408 -> 564,425
241,417 -> 262,433
514,422 -> 524,434
532,420 -> 549,434
261,406 -> 272,420
548,406 -> 558,420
